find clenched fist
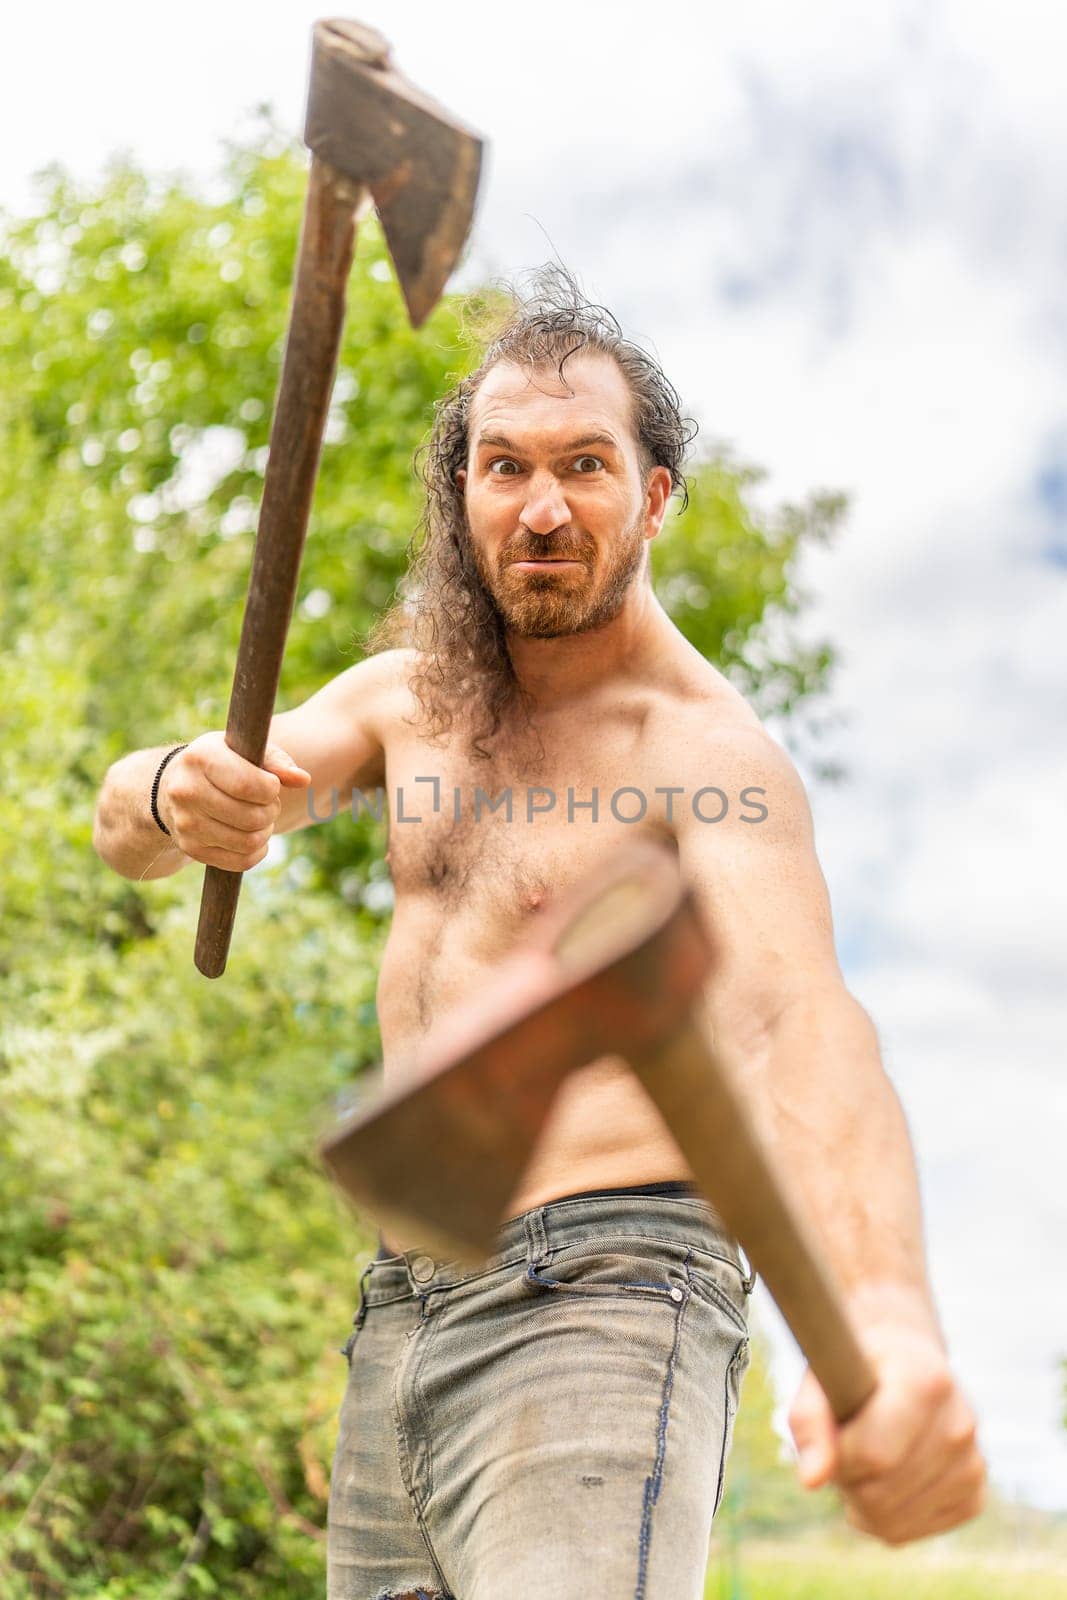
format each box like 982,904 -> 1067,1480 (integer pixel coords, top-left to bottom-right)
156,732 -> 311,872
789,1309 -> 987,1546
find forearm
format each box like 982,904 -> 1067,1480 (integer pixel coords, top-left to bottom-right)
745,991 -> 943,1343
93,746 -> 191,881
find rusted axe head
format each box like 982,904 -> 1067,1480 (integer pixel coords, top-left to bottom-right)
305,18 -> 483,325
319,841 -> 711,1261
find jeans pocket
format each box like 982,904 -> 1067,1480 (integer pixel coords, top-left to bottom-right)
686,1259 -> 749,1336
524,1239 -> 686,1305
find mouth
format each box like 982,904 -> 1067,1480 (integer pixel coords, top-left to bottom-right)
509,559 -> 584,571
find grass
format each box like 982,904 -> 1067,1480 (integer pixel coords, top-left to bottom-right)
704,1537 -> 1067,1599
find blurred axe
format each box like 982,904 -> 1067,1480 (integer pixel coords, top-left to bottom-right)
194,19 -> 482,977
321,840 -> 877,1425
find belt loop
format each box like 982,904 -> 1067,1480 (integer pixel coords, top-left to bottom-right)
353,1255 -> 376,1328
525,1206 -> 549,1265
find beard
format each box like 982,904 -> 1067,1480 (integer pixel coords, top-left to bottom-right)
469,512 -> 647,639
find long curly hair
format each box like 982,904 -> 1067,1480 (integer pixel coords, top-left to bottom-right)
366,264 -> 698,759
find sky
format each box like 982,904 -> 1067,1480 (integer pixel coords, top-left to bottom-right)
4,0 -> 1065,1510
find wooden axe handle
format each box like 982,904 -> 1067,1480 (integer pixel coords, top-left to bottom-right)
634,1014 -> 877,1424
195,157 -> 365,978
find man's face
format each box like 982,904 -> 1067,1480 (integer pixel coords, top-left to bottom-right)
456,353 -> 670,639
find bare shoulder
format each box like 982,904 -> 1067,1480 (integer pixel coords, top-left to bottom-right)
648,672 -> 815,847
644,653 -> 760,758
281,646 -> 412,730
269,648 -> 416,834
356,646 -> 420,734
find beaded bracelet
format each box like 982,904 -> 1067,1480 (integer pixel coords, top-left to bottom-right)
150,744 -> 189,836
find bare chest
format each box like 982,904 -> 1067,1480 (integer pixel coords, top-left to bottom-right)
382,715 -> 674,950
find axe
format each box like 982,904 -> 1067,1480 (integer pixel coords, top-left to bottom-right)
194,19 -> 482,978
320,840 -> 877,1424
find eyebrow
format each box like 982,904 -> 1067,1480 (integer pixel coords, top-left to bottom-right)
473,430 -> 620,455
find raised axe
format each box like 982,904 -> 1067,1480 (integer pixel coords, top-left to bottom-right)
320,838 -> 877,1425
194,18 -> 482,978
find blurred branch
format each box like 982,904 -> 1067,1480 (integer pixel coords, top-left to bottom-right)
161,1468 -> 218,1596
253,1450 -> 326,1543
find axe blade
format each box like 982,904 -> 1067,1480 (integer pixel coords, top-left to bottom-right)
305,18 -> 484,325
320,843 -> 713,1259
320,1039 -> 573,1264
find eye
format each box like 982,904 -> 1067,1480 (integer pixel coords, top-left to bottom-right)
572,455 -> 605,473
488,458 -> 522,476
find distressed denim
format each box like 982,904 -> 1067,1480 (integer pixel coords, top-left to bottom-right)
327,1192 -> 753,1600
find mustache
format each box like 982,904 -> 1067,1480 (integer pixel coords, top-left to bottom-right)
500,533 -> 593,564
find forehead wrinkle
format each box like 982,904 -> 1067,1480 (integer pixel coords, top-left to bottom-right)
473,428 -> 621,456
468,353 -> 640,450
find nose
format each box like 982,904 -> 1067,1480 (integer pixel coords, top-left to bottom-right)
520,471 -> 570,535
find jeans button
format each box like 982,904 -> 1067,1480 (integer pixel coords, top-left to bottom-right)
670,1286 -> 684,1302
410,1254 -> 435,1283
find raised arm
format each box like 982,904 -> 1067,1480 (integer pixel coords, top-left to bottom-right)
671,718 -> 986,1545
92,649 -> 399,883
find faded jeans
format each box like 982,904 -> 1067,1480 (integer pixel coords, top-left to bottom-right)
326,1188 -> 753,1600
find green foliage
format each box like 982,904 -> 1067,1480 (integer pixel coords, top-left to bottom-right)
655,465 -> 846,766
1,118 -> 846,1595
0,894 -> 382,1597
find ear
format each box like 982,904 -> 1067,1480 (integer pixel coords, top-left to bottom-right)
643,464 -> 672,541
455,466 -> 467,492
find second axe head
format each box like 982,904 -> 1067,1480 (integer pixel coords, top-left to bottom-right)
304,18 -> 483,326
319,842 -> 713,1261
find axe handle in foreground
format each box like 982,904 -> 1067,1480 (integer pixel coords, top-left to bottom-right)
194,158 -> 364,978
633,1013 -> 877,1424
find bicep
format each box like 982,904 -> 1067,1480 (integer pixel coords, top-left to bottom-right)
268,653 -> 391,835
674,729 -> 844,1049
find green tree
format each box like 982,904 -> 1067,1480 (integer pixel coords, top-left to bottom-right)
0,120 -> 846,1596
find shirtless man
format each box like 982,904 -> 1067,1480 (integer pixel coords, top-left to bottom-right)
94,275 -> 986,1598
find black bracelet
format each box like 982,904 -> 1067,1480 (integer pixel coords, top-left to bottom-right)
150,744 -> 189,837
